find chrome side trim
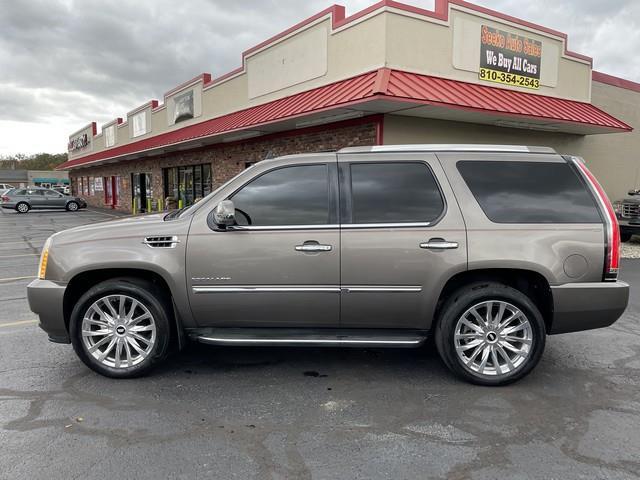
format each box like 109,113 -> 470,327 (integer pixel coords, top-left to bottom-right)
223,223 -> 432,230
229,224 -> 340,231
192,285 -> 422,294
343,286 -> 422,292
196,336 -> 424,346
341,222 -> 430,229
192,286 -> 341,294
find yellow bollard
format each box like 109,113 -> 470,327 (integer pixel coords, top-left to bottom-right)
146,198 -> 151,213
178,199 -> 183,209
132,199 -> 137,215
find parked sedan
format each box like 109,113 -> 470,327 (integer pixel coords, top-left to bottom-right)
1,187 -> 87,213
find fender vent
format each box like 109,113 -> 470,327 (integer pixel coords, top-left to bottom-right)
143,236 -> 179,248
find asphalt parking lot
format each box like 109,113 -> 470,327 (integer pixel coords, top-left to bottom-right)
1,207 -> 639,479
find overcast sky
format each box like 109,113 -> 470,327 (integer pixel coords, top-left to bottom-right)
1,0 -> 638,155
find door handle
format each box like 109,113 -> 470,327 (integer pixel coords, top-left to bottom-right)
295,243 -> 332,252
420,239 -> 459,250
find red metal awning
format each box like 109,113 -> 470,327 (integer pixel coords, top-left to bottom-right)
384,69 -> 631,132
58,68 -> 631,170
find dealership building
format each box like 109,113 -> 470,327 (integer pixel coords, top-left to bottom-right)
58,0 -> 640,213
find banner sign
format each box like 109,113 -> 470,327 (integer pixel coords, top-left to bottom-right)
68,133 -> 90,152
479,25 -> 542,90
94,177 -> 103,192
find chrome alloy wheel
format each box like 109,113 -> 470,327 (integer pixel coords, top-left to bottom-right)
454,300 -> 533,377
17,203 -> 28,213
81,294 -> 156,369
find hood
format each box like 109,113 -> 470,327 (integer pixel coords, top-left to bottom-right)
51,213 -> 190,246
617,197 -> 640,204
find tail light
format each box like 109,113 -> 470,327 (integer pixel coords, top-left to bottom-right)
569,156 -> 620,281
1,195 -> 8,202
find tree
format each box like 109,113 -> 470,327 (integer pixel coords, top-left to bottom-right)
0,153 -> 68,170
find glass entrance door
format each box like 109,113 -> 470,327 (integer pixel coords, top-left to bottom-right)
132,172 -> 153,213
179,167 -> 194,208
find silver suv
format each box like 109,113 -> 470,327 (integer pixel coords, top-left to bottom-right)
27,145 -> 629,385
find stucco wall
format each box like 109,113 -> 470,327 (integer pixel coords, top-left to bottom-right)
69,3 -> 593,164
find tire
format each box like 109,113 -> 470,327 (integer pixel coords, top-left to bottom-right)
15,202 -> 30,213
621,232 -> 633,242
66,201 -> 79,212
70,277 -> 171,378
435,281 -> 546,386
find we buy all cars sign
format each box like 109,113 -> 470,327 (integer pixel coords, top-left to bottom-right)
479,25 -> 542,90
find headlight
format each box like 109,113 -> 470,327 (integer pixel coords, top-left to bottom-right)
38,236 -> 53,280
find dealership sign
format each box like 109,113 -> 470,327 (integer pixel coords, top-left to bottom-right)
68,133 -> 90,152
479,25 -> 542,90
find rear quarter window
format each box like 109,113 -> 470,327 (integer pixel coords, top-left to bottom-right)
457,160 -> 601,223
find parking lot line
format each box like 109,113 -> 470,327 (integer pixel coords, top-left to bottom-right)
0,319 -> 38,328
84,209 -> 122,218
0,253 -> 39,258
0,276 -> 36,283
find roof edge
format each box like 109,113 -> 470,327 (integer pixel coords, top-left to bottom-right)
593,71 -> 640,94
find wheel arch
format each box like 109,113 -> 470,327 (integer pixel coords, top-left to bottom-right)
63,268 -> 185,349
434,268 -> 553,332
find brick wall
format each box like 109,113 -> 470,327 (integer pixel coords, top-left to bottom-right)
69,119 -> 378,212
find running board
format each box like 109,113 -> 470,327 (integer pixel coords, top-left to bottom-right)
187,328 -> 427,348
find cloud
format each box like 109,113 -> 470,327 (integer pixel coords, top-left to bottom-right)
0,0 -> 637,154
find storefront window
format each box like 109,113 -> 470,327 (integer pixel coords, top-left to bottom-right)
163,163 -> 212,209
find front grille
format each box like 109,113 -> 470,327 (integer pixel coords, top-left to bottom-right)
621,203 -> 640,218
143,236 -> 179,248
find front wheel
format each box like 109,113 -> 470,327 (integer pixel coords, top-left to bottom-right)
435,282 -> 546,386
70,278 -> 171,378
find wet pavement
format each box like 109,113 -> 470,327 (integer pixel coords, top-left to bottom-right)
1,206 -> 639,479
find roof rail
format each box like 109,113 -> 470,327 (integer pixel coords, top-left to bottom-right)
338,145 -> 557,154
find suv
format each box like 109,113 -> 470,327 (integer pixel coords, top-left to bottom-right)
27,145 -> 629,385
614,190 -> 640,242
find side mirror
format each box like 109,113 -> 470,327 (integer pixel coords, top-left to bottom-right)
213,200 -> 236,227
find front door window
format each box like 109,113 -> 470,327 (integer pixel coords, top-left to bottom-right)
230,164 -> 331,226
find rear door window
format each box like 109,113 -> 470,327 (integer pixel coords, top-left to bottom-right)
457,160 -> 601,223
349,162 -> 444,224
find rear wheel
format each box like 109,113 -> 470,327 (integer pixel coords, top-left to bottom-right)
70,278 -> 171,378
15,202 -> 29,213
621,232 -> 633,242
435,282 -> 546,386
66,201 -> 79,212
